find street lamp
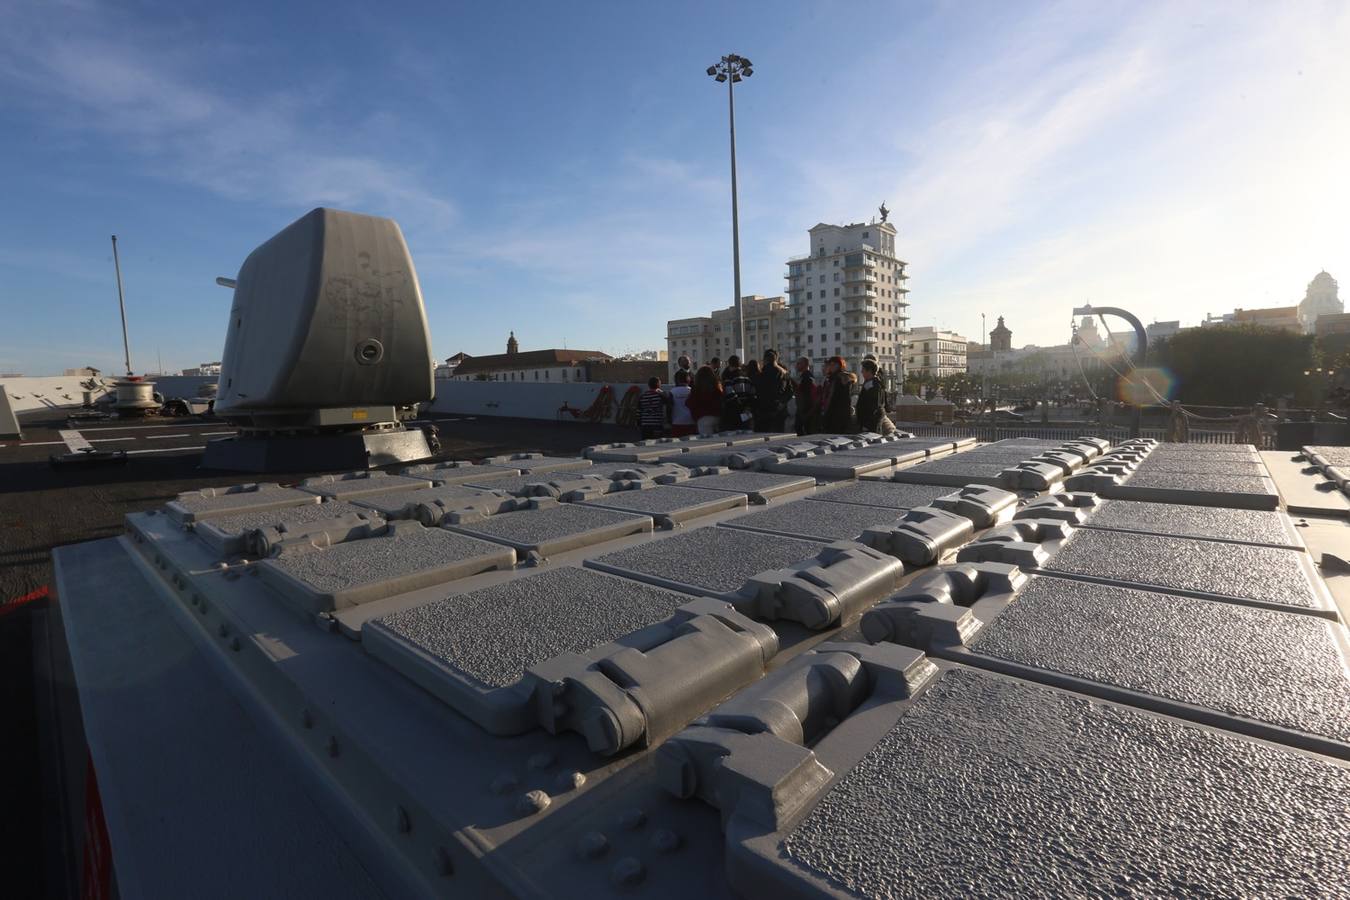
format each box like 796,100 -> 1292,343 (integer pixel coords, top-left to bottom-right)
707,53 -> 753,359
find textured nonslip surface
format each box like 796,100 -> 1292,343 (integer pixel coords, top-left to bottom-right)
371,568 -> 697,689
580,484 -> 746,515
809,481 -> 953,511
299,473 -> 433,499
1121,470 -> 1276,495
971,577 -> 1350,742
888,455 -> 1024,479
678,471 -> 815,497
168,485 -> 317,520
193,499 -> 372,536
348,485 -> 508,518
1306,445 -> 1350,467
721,498 -> 903,542
1045,529 -> 1318,609
589,527 -> 826,594
764,455 -> 892,478
1084,499 -> 1296,546
1149,442 -> 1260,457
1131,456 -> 1267,477
779,668 -> 1350,898
451,504 -> 647,547
264,528 -> 509,595
661,449 -> 735,468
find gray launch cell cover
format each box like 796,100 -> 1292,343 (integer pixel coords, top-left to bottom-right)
364,567 -> 779,751
192,499 -> 377,556
677,471 -> 817,503
400,461 -> 523,484
347,484 -> 522,523
744,666 -> 1350,898
1082,498 -> 1302,548
446,503 -> 653,556
165,483 -> 320,523
762,453 -> 894,481
1043,528 -> 1329,616
721,498 -> 905,543
829,443 -> 927,465
1130,456 -> 1268,477
298,471 -> 434,500
588,527 -> 827,599
967,575 -> 1350,747
809,481 -> 953,511
257,521 -> 516,614
460,471 -> 599,496
580,484 -> 749,526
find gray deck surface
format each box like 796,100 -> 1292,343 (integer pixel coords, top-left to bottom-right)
779,667 -> 1350,898
195,499 -> 372,536
677,471 -> 816,500
1119,470 -> 1276,495
580,484 -> 746,517
299,473 -> 434,499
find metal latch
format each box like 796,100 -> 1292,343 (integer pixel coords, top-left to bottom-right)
737,541 -> 905,629
859,506 -> 975,567
956,518 -> 1073,568
930,484 -> 1019,529
1016,491 -> 1100,524
861,561 -> 1023,648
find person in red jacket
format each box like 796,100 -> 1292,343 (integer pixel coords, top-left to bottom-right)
687,365 -> 724,436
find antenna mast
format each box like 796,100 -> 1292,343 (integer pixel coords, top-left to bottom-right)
111,235 -> 132,376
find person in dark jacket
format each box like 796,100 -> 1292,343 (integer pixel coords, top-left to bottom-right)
753,349 -> 794,433
855,359 -> 885,433
720,356 -> 756,431
820,355 -> 857,434
793,356 -> 817,435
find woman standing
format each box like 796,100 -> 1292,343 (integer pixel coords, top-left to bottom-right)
687,365 -> 724,437
855,358 -> 895,435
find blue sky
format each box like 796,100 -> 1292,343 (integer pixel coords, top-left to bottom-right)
1,0 -> 1347,375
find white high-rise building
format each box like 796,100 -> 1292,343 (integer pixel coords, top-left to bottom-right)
783,214 -> 909,378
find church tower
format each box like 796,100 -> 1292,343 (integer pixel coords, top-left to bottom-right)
989,316 -> 1012,352
1298,271 -> 1342,333
506,331 -> 519,356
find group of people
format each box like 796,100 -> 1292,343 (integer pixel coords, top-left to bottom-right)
638,351 -> 896,439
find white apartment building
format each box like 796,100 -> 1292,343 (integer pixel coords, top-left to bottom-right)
783,216 -> 909,378
903,327 -> 968,378
665,295 -> 792,378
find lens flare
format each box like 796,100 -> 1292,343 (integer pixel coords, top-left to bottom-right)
1118,367 -> 1175,406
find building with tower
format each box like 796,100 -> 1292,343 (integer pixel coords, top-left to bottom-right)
781,210 -> 909,379
989,316 -> 1012,352
449,333 -> 610,382
1298,271 -> 1342,333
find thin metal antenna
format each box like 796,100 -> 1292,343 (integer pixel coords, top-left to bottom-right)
111,235 -> 132,375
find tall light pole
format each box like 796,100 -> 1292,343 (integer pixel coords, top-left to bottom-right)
707,53 -> 753,360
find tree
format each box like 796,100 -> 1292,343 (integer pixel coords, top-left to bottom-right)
1154,325 -> 1315,405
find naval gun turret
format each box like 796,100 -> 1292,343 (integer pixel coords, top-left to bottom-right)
203,208 -> 437,471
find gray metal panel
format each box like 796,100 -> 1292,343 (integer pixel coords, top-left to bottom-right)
52,540 -> 390,900
447,504 -> 653,555
1132,456 -> 1267,476
461,471 -> 598,496
1043,528 -> 1328,615
587,528 -> 826,598
348,484 -> 516,520
750,666 -> 1350,898
721,499 -> 904,543
0,386 -> 21,439
968,575 -> 1350,745
1083,498 -> 1302,548
400,462 -> 523,484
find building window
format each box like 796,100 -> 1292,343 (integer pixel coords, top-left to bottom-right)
834,303 -> 840,311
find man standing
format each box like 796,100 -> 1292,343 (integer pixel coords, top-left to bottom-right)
793,356 -> 817,435
753,349 -> 793,433
638,376 -> 667,439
